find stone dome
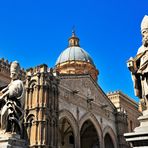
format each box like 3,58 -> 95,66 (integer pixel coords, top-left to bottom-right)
55,31 -> 98,80
55,46 -> 95,67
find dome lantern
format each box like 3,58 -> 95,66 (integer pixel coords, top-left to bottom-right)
68,30 -> 80,47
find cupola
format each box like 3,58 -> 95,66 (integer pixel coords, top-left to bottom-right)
55,31 -> 99,81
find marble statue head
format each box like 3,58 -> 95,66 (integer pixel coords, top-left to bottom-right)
141,15 -> 148,47
10,61 -> 20,80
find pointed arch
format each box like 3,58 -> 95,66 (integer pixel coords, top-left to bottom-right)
25,114 -> 35,145
59,109 -> 79,137
79,112 -> 103,147
26,114 -> 35,123
59,109 -> 79,148
27,79 -> 37,108
28,79 -> 37,88
103,126 -> 117,148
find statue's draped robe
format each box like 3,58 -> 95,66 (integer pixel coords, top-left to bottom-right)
132,45 -> 148,99
1,79 -> 24,131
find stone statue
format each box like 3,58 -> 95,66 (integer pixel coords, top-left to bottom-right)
0,61 -> 24,135
127,15 -> 148,109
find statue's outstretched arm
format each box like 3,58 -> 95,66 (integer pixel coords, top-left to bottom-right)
0,89 -> 9,101
1,86 -> 8,93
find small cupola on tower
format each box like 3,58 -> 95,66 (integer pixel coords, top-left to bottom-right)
55,31 -> 99,81
68,30 -> 80,47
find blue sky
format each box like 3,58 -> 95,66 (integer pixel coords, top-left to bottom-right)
0,0 -> 148,101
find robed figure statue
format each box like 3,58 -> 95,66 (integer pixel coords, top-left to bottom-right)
0,61 -> 24,135
127,15 -> 148,109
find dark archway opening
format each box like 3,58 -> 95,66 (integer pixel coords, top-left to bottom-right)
59,118 -> 75,148
104,133 -> 114,148
80,120 -> 100,148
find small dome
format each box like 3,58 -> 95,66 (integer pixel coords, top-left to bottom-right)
55,46 -> 95,67
55,31 -> 98,81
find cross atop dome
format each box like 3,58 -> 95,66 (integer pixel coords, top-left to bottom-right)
72,26 -> 76,37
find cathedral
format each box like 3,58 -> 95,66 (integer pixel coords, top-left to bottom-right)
0,32 -> 141,148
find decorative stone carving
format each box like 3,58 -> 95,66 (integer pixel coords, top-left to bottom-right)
25,64 -> 59,147
0,61 -> 24,135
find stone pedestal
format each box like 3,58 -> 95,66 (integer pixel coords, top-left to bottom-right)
124,110 -> 148,147
0,133 -> 27,148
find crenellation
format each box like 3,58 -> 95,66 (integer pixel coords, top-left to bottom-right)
0,58 -> 26,85
0,58 -> 10,74
26,64 -> 48,76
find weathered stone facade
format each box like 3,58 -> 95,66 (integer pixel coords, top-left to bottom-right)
107,91 -> 141,132
24,64 -> 59,147
0,58 -> 11,87
58,74 -> 118,148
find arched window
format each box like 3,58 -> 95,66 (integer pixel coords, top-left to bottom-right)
26,114 -> 35,144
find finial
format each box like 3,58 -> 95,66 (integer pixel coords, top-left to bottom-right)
72,25 -> 76,37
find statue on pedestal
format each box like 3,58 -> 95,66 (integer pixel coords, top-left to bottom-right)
0,61 -> 24,135
127,15 -> 148,109
124,15 -> 148,147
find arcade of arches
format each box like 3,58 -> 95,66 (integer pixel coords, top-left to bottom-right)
58,111 -> 116,148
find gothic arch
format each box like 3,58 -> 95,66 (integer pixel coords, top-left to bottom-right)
25,114 -> 35,144
28,79 -> 37,88
79,112 -> 103,147
27,79 -> 37,108
26,114 -> 35,123
59,109 -> 79,148
103,126 -> 117,148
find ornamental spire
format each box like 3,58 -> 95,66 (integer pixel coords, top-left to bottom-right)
68,27 -> 80,47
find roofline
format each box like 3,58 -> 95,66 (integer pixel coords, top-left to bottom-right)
107,91 -> 139,107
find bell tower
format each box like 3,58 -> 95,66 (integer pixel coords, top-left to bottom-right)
24,64 -> 59,148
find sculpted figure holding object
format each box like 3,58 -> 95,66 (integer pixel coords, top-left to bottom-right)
0,61 -> 24,134
127,15 -> 148,109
